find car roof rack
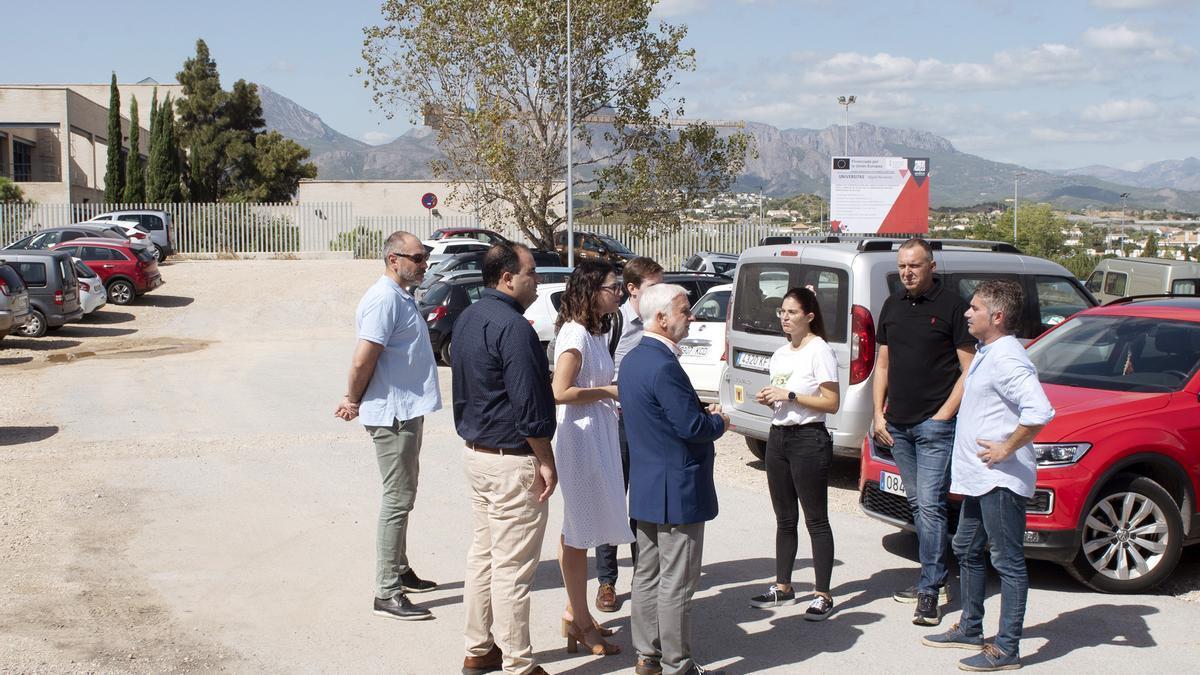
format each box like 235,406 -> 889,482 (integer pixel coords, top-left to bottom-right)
1103,293 -> 1200,306
854,238 -> 1022,254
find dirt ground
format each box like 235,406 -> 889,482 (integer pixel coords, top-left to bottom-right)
1,260 -> 1197,673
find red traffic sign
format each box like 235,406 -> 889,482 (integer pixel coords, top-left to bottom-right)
421,192 -> 438,209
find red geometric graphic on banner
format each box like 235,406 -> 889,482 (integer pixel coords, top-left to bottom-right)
878,175 -> 930,233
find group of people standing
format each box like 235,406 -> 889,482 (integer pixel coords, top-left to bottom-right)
335,231 -> 1053,675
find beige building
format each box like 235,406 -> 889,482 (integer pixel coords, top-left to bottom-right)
296,179 -> 566,221
0,82 -> 179,203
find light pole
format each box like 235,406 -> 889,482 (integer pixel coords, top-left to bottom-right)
758,187 -> 764,227
565,0 -> 574,268
1012,171 -> 1026,244
1120,192 -> 1130,257
836,95 -> 856,156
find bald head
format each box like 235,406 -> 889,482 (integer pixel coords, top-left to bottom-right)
383,231 -> 421,260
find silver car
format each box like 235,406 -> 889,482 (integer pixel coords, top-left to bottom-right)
0,262 -> 32,340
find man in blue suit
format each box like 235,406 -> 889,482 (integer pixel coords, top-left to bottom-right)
619,283 -> 729,675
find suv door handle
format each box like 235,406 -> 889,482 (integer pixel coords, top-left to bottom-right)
102,264 -> 115,269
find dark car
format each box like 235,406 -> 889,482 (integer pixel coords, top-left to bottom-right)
5,223 -> 145,252
553,231 -> 636,267
418,272 -> 486,365
1,249 -> 82,337
414,248 -> 562,296
661,271 -> 734,307
0,261 -> 32,341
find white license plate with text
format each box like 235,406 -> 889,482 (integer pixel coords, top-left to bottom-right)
735,350 -> 770,372
880,470 -> 906,497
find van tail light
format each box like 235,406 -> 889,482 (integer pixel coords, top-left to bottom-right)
849,304 -> 876,385
54,289 -> 64,306
722,293 -> 735,362
0,280 -> 9,296
426,305 -> 448,325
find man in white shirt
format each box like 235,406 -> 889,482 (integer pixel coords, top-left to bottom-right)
334,231 -> 443,621
922,279 -> 1054,672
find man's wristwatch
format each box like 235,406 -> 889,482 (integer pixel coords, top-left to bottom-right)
787,391 -> 797,401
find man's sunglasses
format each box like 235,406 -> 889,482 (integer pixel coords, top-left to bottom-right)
390,251 -> 430,264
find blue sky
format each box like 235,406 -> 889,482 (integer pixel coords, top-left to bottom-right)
9,0 -> 1198,171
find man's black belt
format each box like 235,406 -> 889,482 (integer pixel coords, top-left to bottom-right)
467,442 -> 534,456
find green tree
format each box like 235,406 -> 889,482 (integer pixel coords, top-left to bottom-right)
148,96 -> 184,202
103,74 -> 125,203
1143,231 -> 1159,257
0,176 -> 26,203
123,97 -> 146,203
176,39 -> 228,202
227,131 -> 318,202
360,0 -> 752,248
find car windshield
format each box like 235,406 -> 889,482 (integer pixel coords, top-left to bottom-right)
692,290 -> 730,323
1028,315 -> 1200,393
73,260 -> 97,278
597,235 -> 633,255
421,281 -> 452,307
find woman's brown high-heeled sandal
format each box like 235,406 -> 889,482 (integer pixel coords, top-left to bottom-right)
561,614 -> 614,637
565,622 -> 621,656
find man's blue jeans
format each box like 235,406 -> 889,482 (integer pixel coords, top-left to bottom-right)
953,487 -> 1029,657
887,417 -> 954,594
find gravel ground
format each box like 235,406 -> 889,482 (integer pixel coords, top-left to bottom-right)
1,259 -> 1197,673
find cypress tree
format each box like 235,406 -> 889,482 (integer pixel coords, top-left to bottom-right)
160,96 -> 184,202
103,73 -> 125,203
146,89 -> 163,201
176,39 -> 226,202
123,97 -> 146,203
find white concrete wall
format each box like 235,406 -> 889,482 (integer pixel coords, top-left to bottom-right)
296,179 -> 566,219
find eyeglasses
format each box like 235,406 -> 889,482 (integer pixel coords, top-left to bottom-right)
775,308 -> 806,318
600,283 -> 623,294
390,252 -> 430,264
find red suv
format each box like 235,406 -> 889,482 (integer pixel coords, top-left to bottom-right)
52,238 -> 164,305
860,296 -> 1200,593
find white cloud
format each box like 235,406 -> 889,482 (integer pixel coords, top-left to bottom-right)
1030,128 -> 1120,143
361,131 -> 395,145
651,0 -> 709,17
1081,98 -> 1159,122
1082,24 -> 1161,50
799,43 -> 1092,90
1089,0 -> 1180,9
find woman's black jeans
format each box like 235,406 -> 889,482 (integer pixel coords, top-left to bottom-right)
765,422 -> 834,594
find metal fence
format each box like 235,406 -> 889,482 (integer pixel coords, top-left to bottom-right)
0,201 -> 784,263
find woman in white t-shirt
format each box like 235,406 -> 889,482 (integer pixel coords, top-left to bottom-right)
750,286 -> 841,621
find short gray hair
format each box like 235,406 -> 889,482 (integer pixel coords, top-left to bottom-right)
974,279 -> 1024,332
382,231 -> 418,260
639,283 -> 688,324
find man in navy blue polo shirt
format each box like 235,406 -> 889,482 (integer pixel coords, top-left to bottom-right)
452,242 -> 557,675
873,237 -> 975,627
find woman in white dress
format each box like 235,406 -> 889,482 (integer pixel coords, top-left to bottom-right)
552,260 -> 632,657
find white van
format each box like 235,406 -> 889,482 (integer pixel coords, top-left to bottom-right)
721,238 -> 1098,459
1084,257 -> 1200,304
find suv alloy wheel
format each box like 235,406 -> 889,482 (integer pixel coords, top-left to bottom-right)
1066,474 -> 1184,593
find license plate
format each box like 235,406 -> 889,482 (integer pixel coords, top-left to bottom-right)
735,350 -> 770,372
682,344 -> 709,357
880,470 -> 906,497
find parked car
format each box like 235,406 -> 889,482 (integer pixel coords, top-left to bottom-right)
51,238 -> 163,305
427,228 -> 509,246
418,272 -> 486,364
1085,257 -> 1200,303
679,283 -> 732,403
72,258 -> 108,315
414,268 -> 487,302
421,238 -> 493,268
661,271 -> 732,307
415,249 -> 564,295
5,223 -> 154,256
85,209 -> 176,262
0,261 -> 32,341
1,249 -> 83,337
721,238 -> 1099,460
524,281 -> 568,346
553,231 -> 636,267
682,252 -> 738,277
860,296 -> 1200,593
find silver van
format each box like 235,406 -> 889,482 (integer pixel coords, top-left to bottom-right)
87,210 -> 175,262
1084,257 -> 1200,303
1,250 -> 83,337
720,238 -> 1098,459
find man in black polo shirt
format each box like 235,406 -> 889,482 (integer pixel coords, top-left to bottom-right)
452,242 -> 557,675
873,237 -> 975,627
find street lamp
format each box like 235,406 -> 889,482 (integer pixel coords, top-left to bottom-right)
1013,171 -> 1027,244
565,0 -> 575,268
758,187 -> 764,227
836,95 -> 856,157
1120,192 -> 1130,256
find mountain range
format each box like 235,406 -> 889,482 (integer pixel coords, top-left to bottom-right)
259,85 -> 1200,213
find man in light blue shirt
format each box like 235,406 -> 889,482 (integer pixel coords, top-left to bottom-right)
335,231 -> 442,621
922,279 -> 1054,672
